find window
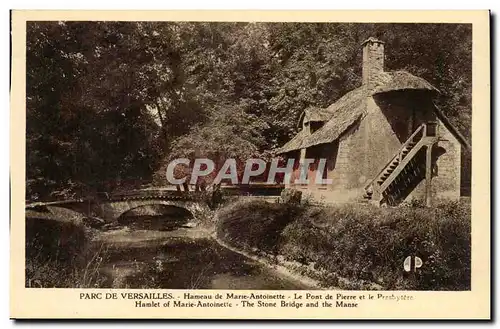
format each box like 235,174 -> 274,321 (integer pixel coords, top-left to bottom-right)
310,121 -> 324,133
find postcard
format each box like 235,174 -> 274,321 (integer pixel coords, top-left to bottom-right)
10,10 -> 490,319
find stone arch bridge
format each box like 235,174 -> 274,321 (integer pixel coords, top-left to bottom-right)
25,190 -> 211,222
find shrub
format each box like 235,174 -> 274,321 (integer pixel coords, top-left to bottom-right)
280,201 -> 471,290
216,199 -> 303,254
216,199 -> 471,290
25,215 -> 87,266
25,207 -> 107,288
26,242 -> 107,288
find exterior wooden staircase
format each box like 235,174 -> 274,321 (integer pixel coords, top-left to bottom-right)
364,123 -> 438,206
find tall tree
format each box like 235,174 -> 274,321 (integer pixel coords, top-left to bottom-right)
26,22 -> 472,198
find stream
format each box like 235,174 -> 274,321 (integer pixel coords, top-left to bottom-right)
93,215 -> 310,290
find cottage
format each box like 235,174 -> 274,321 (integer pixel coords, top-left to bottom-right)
276,37 -> 471,206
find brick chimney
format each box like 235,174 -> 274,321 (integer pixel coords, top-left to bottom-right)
362,37 -> 385,91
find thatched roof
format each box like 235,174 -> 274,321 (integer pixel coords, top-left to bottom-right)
276,87 -> 366,154
301,87 -> 366,149
276,71 -> 440,154
298,106 -> 335,127
275,128 -> 309,154
372,70 -> 439,95
433,103 -> 471,151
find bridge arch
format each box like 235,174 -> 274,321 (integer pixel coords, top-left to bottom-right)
116,203 -> 194,230
98,199 -> 209,222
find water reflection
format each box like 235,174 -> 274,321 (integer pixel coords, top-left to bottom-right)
118,205 -> 193,231
97,224 -> 309,290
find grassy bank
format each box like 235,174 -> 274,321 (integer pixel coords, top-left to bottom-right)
216,199 -> 471,290
25,207 -> 107,288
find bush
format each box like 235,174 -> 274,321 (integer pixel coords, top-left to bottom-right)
216,199 -> 471,290
25,207 -> 107,288
216,199 -> 303,254
26,216 -> 87,266
281,201 -> 471,290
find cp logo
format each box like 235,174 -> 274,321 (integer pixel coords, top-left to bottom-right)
404,256 -> 423,272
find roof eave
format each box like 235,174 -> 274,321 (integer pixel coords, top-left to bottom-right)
433,103 -> 471,151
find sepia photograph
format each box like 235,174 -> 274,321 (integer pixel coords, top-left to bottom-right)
9,9 -> 490,320
24,20 -> 473,292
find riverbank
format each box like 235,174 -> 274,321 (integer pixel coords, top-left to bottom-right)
96,219 -> 325,290
92,225 -> 314,289
214,198 -> 471,290
25,197 -> 470,290
25,209 -> 313,289
212,231 -> 323,289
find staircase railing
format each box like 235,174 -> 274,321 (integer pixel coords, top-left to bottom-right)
364,123 -> 427,191
378,136 -> 428,193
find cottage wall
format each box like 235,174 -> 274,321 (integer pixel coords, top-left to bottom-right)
292,128 -> 357,202
284,36 -> 464,205
361,97 -> 407,183
405,120 -> 462,202
292,94 -> 462,204
294,96 -> 405,203
374,91 -> 437,140
377,99 -> 413,142
324,96 -> 407,194
432,123 -> 462,200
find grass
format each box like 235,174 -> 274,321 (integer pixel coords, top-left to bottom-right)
216,199 -> 302,254
26,243 -> 108,288
216,198 -> 471,290
25,213 -> 108,288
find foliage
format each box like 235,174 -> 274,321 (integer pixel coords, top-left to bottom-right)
27,22 -> 472,199
216,200 -> 471,290
169,104 -> 269,173
281,201 -> 471,290
216,199 -> 301,254
25,214 -> 107,288
26,244 -> 107,288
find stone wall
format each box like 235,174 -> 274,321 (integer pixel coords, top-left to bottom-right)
406,119 -> 462,202
357,97 -> 404,187
97,199 -> 207,221
433,127 -> 461,200
296,96 -> 405,203
362,39 -> 385,91
290,95 -> 462,205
